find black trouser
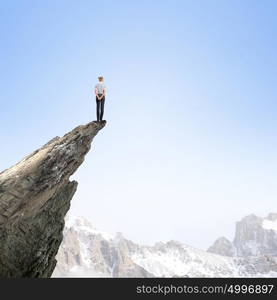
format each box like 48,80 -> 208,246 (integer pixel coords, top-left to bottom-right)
96,95 -> 105,121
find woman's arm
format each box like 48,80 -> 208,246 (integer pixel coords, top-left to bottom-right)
95,88 -> 100,100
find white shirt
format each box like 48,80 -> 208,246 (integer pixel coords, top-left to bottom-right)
95,82 -> 106,94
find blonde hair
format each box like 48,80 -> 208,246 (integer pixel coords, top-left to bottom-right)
98,76 -> 104,82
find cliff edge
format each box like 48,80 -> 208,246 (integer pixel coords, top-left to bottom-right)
0,120 -> 106,277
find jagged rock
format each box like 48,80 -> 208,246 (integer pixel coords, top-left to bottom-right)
233,214 -> 277,257
208,213 -> 277,258
0,121 -> 106,277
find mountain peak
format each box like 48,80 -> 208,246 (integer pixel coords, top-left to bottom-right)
207,213 -> 277,258
239,214 -> 261,223
0,120 -> 105,277
207,236 -> 235,257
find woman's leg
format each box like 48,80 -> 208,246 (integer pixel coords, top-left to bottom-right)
96,99 -> 100,121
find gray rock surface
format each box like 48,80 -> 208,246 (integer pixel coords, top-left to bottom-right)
234,214 -> 277,257
207,237 -> 236,257
208,213 -> 277,258
0,121 -> 105,277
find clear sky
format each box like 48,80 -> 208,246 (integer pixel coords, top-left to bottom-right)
1,0 -> 277,249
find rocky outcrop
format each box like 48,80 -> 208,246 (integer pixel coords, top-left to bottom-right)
208,213 -> 277,258
234,214 -> 277,257
0,121 -> 106,277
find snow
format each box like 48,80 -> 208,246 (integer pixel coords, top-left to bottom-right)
53,266 -> 111,278
263,219 -> 277,231
78,234 -> 92,268
65,214 -> 115,241
132,243 -> 238,277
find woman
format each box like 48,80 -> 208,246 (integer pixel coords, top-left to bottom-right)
94,76 -> 106,122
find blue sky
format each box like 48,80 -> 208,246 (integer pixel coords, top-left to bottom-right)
1,0 -> 277,249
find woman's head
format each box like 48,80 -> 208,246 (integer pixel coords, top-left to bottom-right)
98,76 -> 104,82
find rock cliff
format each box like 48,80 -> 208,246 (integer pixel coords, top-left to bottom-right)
0,121 -> 106,277
208,213 -> 277,257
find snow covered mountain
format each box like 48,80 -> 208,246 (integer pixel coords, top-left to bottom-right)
208,213 -> 277,257
53,214 -> 277,278
53,216 -> 151,277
